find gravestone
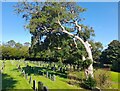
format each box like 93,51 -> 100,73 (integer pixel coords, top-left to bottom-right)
42,71 -> 44,76
25,74 -> 28,80
46,72 -> 48,78
73,65 -> 75,71
43,86 -> 48,91
38,81 -> 44,91
60,67 -> 63,72
52,75 -> 56,81
49,74 -> 51,79
75,65 -> 77,71
33,80 -> 36,90
29,76 -> 32,84
22,70 -> 25,77
18,65 -> 21,71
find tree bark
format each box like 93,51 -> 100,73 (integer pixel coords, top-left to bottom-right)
58,20 -> 94,78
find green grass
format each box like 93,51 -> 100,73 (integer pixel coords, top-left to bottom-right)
1,60 -> 120,90
2,60 -> 32,89
110,71 -> 120,83
1,60 -> 81,89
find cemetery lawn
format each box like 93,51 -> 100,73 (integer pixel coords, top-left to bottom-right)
1,60 -> 81,90
1,60 -> 120,90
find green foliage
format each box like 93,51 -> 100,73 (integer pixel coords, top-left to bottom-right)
1,40 -> 29,59
83,75 -> 97,89
94,70 -> 111,88
82,59 -> 92,69
13,1 -> 98,70
89,41 -> 103,62
100,40 -> 120,72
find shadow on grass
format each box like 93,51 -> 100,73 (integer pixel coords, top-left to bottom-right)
2,73 -> 17,90
22,66 -> 67,78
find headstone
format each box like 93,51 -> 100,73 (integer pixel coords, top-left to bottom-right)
42,72 -> 44,76
75,65 -> 77,71
22,70 -> 25,77
46,72 -> 48,78
29,76 -> 32,84
60,67 -> 63,72
73,65 -> 75,71
25,74 -> 28,80
43,86 -> 48,91
38,81 -> 44,91
49,74 -> 51,79
52,75 -> 56,81
33,80 -> 36,90
18,65 -> 21,71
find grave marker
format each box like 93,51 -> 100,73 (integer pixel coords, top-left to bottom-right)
38,81 -> 44,91
46,71 -> 48,78
49,74 -> 51,79
52,75 -> 56,81
43,86 -> 48,91
29,76 -> 32,84
33,80 -> 36,90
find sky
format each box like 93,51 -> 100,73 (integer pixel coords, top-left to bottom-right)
1,2 -> 118,48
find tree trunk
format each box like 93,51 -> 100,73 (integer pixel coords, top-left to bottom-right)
84,41 -> 94,78
58,20 -> 94,78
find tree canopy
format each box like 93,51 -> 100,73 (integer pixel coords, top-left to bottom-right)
1,40 -> 30,59
100,40 -> 120,72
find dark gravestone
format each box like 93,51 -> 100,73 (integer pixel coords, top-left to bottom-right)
33,80 -> 36,90
29,76 -> 32,84
60,67 -> 63,72
43,86 -> 48,91
38,81 -> 44,91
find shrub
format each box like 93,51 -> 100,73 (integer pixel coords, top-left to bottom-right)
83,75 -> 97,89
94,70 -> 111,88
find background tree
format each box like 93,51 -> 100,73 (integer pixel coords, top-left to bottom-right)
1,40 -> 29,59
24,42 -> 30,47
14,2 -> 96,78
100,40 -> 120,72
7,40 -> 16,47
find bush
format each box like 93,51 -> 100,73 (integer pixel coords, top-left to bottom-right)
94,70 -> 111,88
83,75 -> 97,89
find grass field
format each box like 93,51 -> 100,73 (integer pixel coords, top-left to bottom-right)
1,60 -> 81,90
0,60 -> 120,90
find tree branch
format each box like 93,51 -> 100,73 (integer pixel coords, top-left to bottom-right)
57,19 -> 93,62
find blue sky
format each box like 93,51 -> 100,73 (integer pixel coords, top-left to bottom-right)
1,2 -> 118,48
